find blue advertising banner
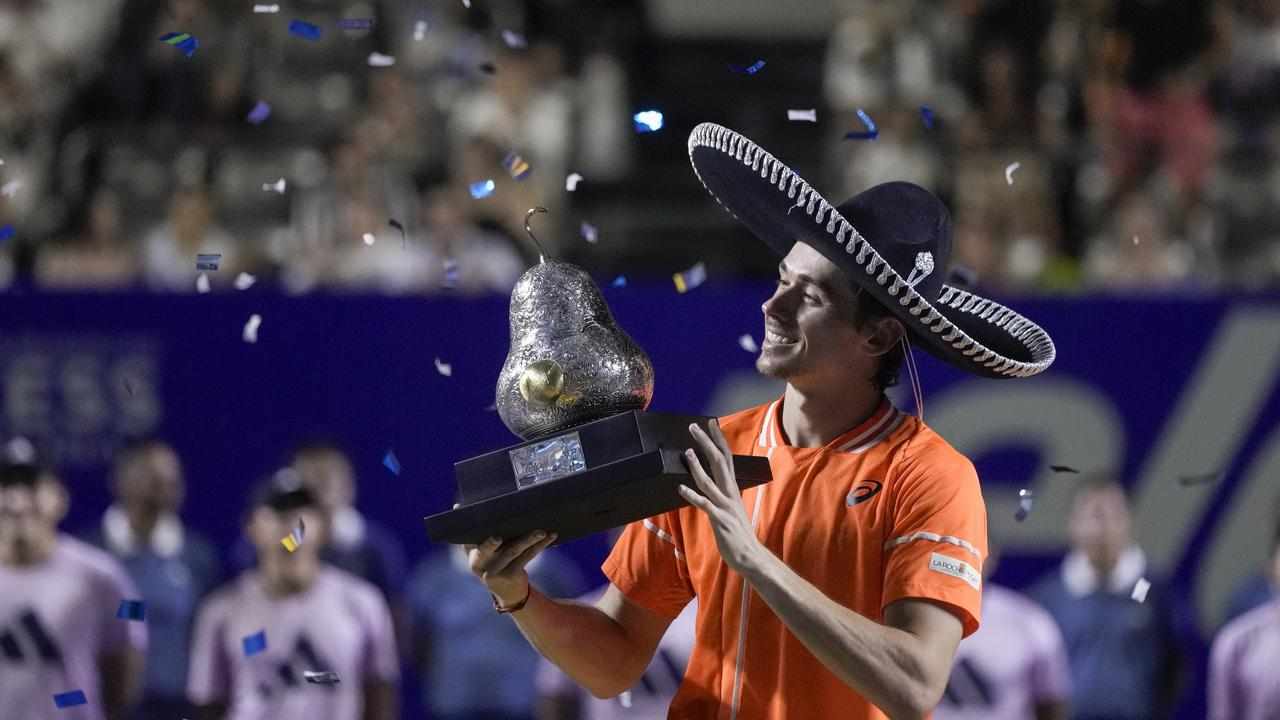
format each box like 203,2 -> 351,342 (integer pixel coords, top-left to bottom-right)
3,285 -> 1278,718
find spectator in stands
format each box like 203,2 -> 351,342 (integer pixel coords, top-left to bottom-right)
1208,511 -> 1280,719
188,470 -> 398,720
408,542 -> 584,720
83,437 -> 220,720
936,540 -> 1070,720
141,185 -> 239,292
1081,189 -> 1198,290
1032,473 -> 1187,720
1221,494 -> 1280,624
0,438 -> 147,720
36,187 -> 138,289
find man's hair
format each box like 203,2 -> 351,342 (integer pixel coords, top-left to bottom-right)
1071,470 -> 1130,505
289,437 -> 350,465
850,291 -> 906,392
249,468 -> 319,514
111,436 -> 171,476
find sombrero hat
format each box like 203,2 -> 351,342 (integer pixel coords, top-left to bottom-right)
687,122 -> 1055,378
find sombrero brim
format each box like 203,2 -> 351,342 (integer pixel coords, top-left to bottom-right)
687,122 -> 1055,379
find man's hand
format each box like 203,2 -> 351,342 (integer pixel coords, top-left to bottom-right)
464,530 -> 557,606
677,419 -> 762,573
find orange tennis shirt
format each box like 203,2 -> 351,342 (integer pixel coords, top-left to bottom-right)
602,396 -> 987,719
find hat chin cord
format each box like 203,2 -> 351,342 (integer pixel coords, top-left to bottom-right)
901,335 -> 924,421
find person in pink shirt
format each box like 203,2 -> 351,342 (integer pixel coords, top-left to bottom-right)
1208,520 -> 1280,720
935,543 -> 1070,720
186,470 -> 399,720
0,440 -> 147,720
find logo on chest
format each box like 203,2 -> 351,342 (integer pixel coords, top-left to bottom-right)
846,480 -> 882,507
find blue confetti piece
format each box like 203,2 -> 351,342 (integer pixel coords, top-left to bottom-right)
0,224 -> 13,242
242,630 -> 267,657
611,276 -> 627,288
920,105 -> 936,130
196,253 -> 221,271
288,19 -> 322,41
844,108 -> 879,140
443,259 -> 459,288
116,599 -> 146,621
382,450 -> 401,476
246,100 -> 271,125
729,59 -> 766,75
159,31 -> 198,57
468,179 -> 495,199
53,690 -> 88,708
337,17 -> 374,29
633,110 -> 664,134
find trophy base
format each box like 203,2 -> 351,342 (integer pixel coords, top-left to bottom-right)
424,411 -> 773,545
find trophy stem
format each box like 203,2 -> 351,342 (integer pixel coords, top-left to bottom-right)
524,207 -> 549,264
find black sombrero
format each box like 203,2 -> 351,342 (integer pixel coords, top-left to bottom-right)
687,122 -> 1055,379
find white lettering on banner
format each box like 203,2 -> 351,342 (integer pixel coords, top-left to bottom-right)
929,552 -> 981,590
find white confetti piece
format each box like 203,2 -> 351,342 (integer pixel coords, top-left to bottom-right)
196,273 -> 210,294
1,180 -> 22,198
243,314 -> 262,344
434,357 -> 452,376
738,334 -> 759,353
1004,162 -> 1020,186
1131,577 -> 1151,603
787,109 -> 817,122
462,0 -> 470,7
234,272 -> 256,290
362,232 -> 376,246
565,173 -> 583,191
303,670 -> 340,685
501,30 -> 527,48
253,3 -> 279,12
619,690 -> 632,708
413,20 -> 428,41
367,52 -> 396,67
1133,235 -> 1140,245
263,178 -> 286,194
580,222 -> 598,244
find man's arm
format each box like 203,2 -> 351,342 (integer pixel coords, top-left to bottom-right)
740,547 -> 962,719
98,648 -> 145,720
361,679 -> 398,720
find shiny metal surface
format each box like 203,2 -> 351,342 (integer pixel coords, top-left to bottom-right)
496,259 -> 655,440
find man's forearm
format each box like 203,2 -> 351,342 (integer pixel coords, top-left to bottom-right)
511,589 -> 647,698
741,548 -> 939,719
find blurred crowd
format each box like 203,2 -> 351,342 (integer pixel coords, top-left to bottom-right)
1,0 -> 1280,295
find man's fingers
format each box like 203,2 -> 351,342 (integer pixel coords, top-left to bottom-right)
678,483 -> 712,511
684,448 -> 724,504
507,533 -> 558,573
467,536 -> 505,575
483,531 -> 551,576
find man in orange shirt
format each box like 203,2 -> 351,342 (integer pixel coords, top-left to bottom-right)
466,123 -> 1056,719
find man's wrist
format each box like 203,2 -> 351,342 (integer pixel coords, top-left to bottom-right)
492,580 -> 533,614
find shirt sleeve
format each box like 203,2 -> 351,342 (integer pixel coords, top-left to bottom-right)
98,556 -> 147,655
1207,624 -> 1241,720
186,596 -> 230,705
359,587 -> 401,683
1027,603 -> 1072,702
881,441 -> 988,637
601,512 -> 695,620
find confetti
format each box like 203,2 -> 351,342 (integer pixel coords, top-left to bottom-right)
388,218 -> 406,246
382,450 -> 401,476
443,258 -> 459,288
1005,162 -> 1021,185
253,4 -> 279,13
280,518 -> 305,552
1131,577 -> 1151,603
246,100 -> 271,125
1,180 -> 21,198
1015,488 -> 1034,522
196,273 -> 210,294
462,0 -> 470,7
434,357 -> 452,377
362,232 -> 376,246
288,19 -> 322,41
263,178 -> 286,194
124,378 -> 135,397
159,31 -> 198,57
468,179 -> 495,199
673,262 -> 707,293
1179,471 -> 1222,487
1133,235 -> 1140,245
729,59 -> 766,75
53,690 -> 87,709
413,20 -> 429,41
611,276 -> 627,288
242,630 -> 267,656
633,110 -> 664,134
304,671 -> 341,685
920,105 -> 936,129
787,109 -> 817,122
196,253 -> 221,271
501,30 -> 527,48
844,108 -> 878,140
1049,465 -> 1080,474
620,690 -> 633,708
478,62 -> 496,75
738,334 -> 759,353
234,272 -> 256,290
0,224 -> 13,242
503,152 -> 531,180
580,222 -> 598,244
243,314 -> 262,344
116,599 -> 146,621
337,18 -> 374,30
565,173 -> 583,191
367,52 -> 396,67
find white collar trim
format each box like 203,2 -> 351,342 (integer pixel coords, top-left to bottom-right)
1061,545 -> 1147,596
103,504 -> 185,558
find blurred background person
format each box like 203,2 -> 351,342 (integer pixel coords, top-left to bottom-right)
187,469 -> 398,720
935,538 -> 1070,720
1207,504 -> 1280,720
408,541 -> 584,720
1032,473 -> 1189,720
83,437 -> 221,720
1220,493 -> 1280,624
35,186 -> 138,290
141,183 -> 240,292
534,529 -> 696,720
0,439 -> 147,720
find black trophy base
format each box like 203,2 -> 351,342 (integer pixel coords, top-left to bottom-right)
424,411 -> 773,545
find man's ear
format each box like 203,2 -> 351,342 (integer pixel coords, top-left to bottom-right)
865,317 -> 905,358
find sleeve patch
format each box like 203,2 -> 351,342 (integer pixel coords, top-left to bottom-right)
928,552 -> 981,591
